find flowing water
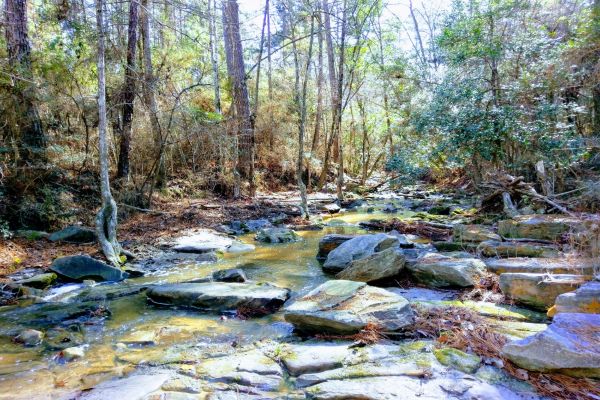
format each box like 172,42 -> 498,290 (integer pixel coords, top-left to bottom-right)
0,199 -> 546,399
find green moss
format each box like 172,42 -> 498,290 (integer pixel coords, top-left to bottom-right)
434,347 -> 481,373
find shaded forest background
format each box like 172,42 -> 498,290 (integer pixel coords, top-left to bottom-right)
1,0 -> 600,232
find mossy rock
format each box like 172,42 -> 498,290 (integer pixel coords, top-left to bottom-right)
434,347 -> 481,373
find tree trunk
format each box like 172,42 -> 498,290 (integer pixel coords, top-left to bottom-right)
140,0 -> 165,189
311,18 -> 324,155
116,0 -> 139,180
95,0 -> 123,267
253,0 -> 269,116
4,0 -> 46,165
335,0 -> 347,203
208,0 -> 222,114
222,0 -> 254,196
409,0 -> 427,65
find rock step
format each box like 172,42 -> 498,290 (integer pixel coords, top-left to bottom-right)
499,273 -> 588,310
486,257 -> 596,275
549,281 -> 600,316
498,214 -> 585,241
478,240 -> 558,258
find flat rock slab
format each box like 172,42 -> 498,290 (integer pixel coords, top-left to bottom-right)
283,280 -> 414,334
551,281 -> 600,316
407,253 -> 486,288
498,214 -> 584,241
80,372 -> 172,399
323,234 -> 399,273
502,313 -> 600,377
14,273 -> 57,289
255,227 -> 300,243
478,241 -> 558,258
316,234 -> 355,261
146,282 -> 290,314
336,247 -> 405,283
499,273 -> 587,310
50,255 -> 127,282
453,224 -> 501,243
485,257 -> 596,275
49,226 -> 97,243
172,230 -> 235,253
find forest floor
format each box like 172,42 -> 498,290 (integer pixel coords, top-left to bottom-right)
0,191 -> 330,278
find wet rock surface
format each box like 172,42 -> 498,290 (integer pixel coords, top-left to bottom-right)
255,227 -> 301,243
49,255 -> 128,282
322,233 -> 399,273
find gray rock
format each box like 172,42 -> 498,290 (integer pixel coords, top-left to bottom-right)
255,227 -> 300,243
62,345 -> 86,361
433,347 -> 481,373
172,230 -> 234,253
284,280 -> 414,334
502,313 -> 600,377
407,253 -> 486,287
485,257 -> 596,275
49,226 -> 97,243
323,234 -> 399,273
50,255 -> 127,282
498,214 -> 584,241
316,234 -> 355,261
478,241 -> 558,258
336,247 -> 405,283
79,373 -> 172,400
453,224 -> 501,243
226,242 -> 255,254
14,329 -> 44,346
552,281 -> 600,316
212,268 -> 247,283
14,272 -> 57,289
499,273 -> 587,310
147,282 -> 290,314
321,203 -> 341,214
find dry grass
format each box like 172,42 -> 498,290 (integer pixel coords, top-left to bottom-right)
411,306 -> 600,400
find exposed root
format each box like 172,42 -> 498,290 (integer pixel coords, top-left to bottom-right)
411,306 -> 600,400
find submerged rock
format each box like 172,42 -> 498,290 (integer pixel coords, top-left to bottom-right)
453,224 -> 501,243
62,345 -> 86,361
502,313 -> 600,377
407,253 -> 486,288
485,257 -> 595,275
550,281 -> 600,316
316,234 -> 355,261
255,227 -> 300,243
499,273 -> 587,310
146,282 -> 290,314
434,347 -> 481,373
478,241 -> 558,258
336,247 -> 405,283
498,214 -> 583,241
323,233 -> 399,273
14,329 -> 44,347
49,226 -> 97,243
14,272 -> 57,289
283,280 -> 414,334
212,268 -> 247,283
50,255 -> 128,282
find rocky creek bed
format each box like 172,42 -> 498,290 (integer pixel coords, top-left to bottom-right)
0,189 -> 598,399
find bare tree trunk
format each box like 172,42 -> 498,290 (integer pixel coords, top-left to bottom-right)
335,0 -> 348,203
376,17 -> 393,156
4,0 -> 46,165
116,0 -> 139,180
267,0 -> 274,151
140,0 -> 165,189
253,0 -> 269,116
208,0 -> 222,114
222,0 -> 254,196
291,14 -> 315,219
409,0 -> 426,65
311,17 -> 324,155
95,0 -> 122,267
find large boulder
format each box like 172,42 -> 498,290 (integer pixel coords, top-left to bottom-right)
453,225 -> 500,243
550,281 -> 600,316
406,253 -> 486,288
49,255 -> 127,282
485,257 -> 596,275
478,241 -> 558,258
49,226 -> 97,243
502,313 -> 600,377
146,282 -> 290,314
336,248 -> 405,283
322,234 -> 399,273
498,215 -> 583,241
499,273 -> 587,310
316,234 -> 355,261
255,227 -> 300,243
283,280 -> 414,334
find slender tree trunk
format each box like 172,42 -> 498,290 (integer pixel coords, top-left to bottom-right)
253,0 -> 269,116
95,0 -> 122,267
409,0 -> 426,66
140,0 -> 165,189
116,0 -> 139,180
267,0 -> 274,151
222,0 -> 254,196
376,18 -> 393,156
311,19 -> 324,155
335,0 -> 347,203
4,0 -> 46,165
208,0 -> 222,114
